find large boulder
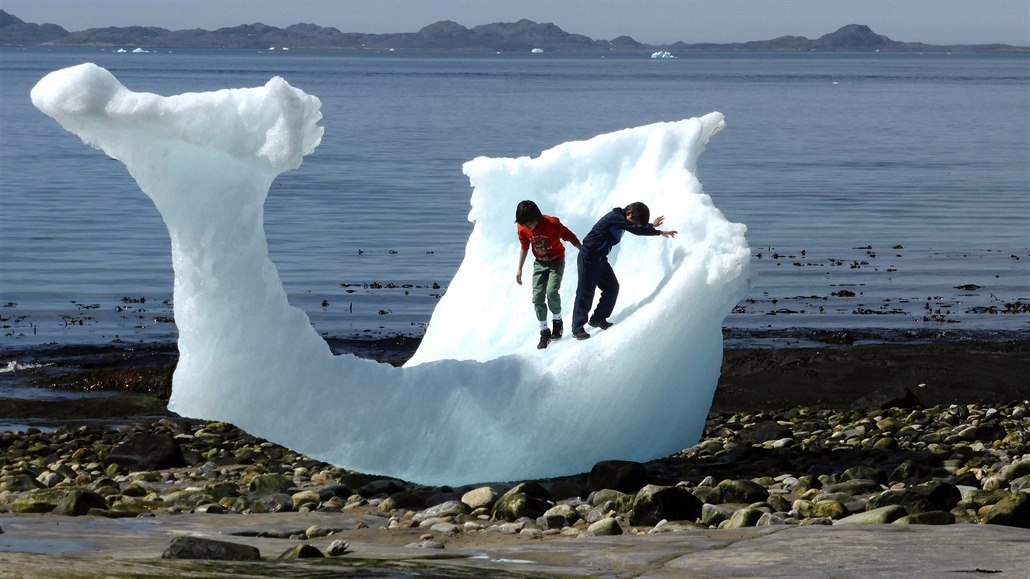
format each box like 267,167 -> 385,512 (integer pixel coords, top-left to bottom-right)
106,434 -> 185,471
587,460 -> 646,493
716,479 -> 769,504
491,482 -> 552,521
162,536 -> 260,560
249,473 -> 293,495
628,484 -> 703,526
54,489 -> 109,516
982,492 -> 1030,528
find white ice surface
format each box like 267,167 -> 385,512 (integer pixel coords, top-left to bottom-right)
31,63 -> 751,486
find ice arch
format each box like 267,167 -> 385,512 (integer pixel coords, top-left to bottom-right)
31,63 -> 750,486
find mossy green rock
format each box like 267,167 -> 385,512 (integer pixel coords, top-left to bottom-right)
813,499 -> 848,520
492,482 -> 552,522
716,479 -> 769,504
982,492 -> 1030,528
591,488 -> 634,512
11,488 -> 74,514
54,489 -> 109,516
249,473 -> 292,495
724,508 -> 764,529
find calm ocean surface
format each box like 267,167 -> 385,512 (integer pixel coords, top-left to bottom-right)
1,48 -> 1027,349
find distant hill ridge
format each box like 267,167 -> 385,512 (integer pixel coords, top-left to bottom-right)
1,11 -> 1024,52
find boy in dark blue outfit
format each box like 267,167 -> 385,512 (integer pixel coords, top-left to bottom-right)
571,202 -> 678,340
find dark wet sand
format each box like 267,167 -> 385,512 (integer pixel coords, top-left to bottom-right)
3,338 -> 1028,419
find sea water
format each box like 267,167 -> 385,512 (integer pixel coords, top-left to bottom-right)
1,48 -> 1027,348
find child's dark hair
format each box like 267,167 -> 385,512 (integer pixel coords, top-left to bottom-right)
515,200 -> 543,226
625,201 -> 650,226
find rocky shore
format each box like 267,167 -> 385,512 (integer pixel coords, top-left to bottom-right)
1,339 -> 1029,576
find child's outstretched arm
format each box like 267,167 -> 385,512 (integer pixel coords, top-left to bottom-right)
652,215 -> 677,238
516,247 -> 529,285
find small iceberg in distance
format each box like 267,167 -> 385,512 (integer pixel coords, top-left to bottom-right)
651,51 -> 676,59
531,47 -> 543,53
132,47 -> 148,53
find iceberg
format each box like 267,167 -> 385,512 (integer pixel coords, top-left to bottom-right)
30,63 -> 750,486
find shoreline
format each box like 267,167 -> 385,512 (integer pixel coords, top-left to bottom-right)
1,337 -> 1027,418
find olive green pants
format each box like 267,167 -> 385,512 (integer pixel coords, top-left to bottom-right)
532,259 -> 565,321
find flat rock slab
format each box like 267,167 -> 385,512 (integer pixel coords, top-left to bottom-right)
1,513 -> 1028,577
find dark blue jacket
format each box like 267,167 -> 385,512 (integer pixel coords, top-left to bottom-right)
581,207 -> 659,257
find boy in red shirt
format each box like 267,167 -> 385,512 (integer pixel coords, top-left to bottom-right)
515,200 -> 581,349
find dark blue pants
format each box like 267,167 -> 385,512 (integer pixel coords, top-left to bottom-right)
572,250 -> 619,331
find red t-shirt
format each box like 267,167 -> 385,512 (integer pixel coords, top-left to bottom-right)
517,215 -> 580,263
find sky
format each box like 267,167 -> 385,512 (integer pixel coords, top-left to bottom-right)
1,0 -> 1027,46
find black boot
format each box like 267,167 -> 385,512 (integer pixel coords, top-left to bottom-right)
537,328 -> 551,349
551,319 -> 563,341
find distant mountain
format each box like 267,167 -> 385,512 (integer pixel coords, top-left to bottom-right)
0,11 -> 1024,53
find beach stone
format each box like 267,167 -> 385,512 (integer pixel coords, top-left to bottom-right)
893,511 -> 956,525
461,486 -> 498,510
422,499 -> 469,520
253,493 -> 294,513
195,502 -> 226,514
358,478 -> 407,497
918,481 -> 962,511
757,512 -> 787,526
701,503 -> 730,526
492,483 -> 552,522
841,465 -> 886,483
716,479 -> 769,504
836,505 -> 907,525
162,536 -> 260,561
277,544 -> 324,560
959,488 -> 1011,510
539,504 -> 579,529
982,492 -> 1030,528
1,474 -> 43,492
38,472 -> 63,488
793,475 -> 821,493
587,460 -> 646,493
11,488 -> 70,514
319,483 -> 351,498
430,522 -> 461,535
591,488 -> 634,511
326,539 -> 349,556
53,489 -> 109,516
106,434 -> 185,471
379,491 -> 426,512
629,485 -> 703,526
724,508 -> 763,529
1000,461 -> 1030,482
586,517 -> 622,536
291,490 -> 321,510
108,500 -> 147,517
766,494 -> 792,513
690,485 -> 722,504
813,500 -> 848,520
249,473 -> 292,495
737,420 -> 792,444
870,485 -> 954,515
207,482 -> 240,500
